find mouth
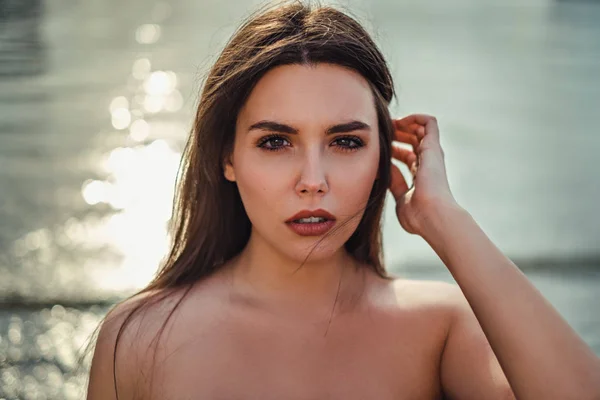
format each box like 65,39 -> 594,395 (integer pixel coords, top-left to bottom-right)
285,209 -> 336,237
291,216 -> 330,224
285,209 -> 336,224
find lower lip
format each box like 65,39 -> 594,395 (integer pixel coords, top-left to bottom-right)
286,220 -> 336,236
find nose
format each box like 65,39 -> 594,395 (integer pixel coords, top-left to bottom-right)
295,149 -> 329,197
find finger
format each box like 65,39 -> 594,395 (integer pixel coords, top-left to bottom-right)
425,118 -> 440,143
391,144 -> 417,168
389,162 -> 410,200
394,123 -> 423,145
393,120 -> 423,135
394,114 -> 436,130
393,131 -> 419,149
416,119 -> 442,157
394,116 -> 435,146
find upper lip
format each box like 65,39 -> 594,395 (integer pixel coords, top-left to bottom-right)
286,209 -> 336,223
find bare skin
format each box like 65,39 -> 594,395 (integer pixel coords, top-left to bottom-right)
162,273 -> 449,399
89,260 -> 516,400
92,269 -> 471,400
87,63 -> 600,399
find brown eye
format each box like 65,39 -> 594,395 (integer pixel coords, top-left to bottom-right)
257,134 -> 290,151
332,136 -> 363,151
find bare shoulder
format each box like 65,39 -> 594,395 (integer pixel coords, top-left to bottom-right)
386,277 -> 472,334
390,277 -> 466,311
390,277 -> 514,398
364,274 -> 468,335
86,287 -> 190,399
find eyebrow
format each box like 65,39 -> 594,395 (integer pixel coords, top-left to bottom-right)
247,120 -> 371,135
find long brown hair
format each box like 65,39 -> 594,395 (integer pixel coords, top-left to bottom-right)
84,1 -> 397,397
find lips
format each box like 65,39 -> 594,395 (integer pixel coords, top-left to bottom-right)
285,209 -> 336,223
285,209 -> 336,237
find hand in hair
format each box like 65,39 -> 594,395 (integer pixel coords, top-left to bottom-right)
388,114 -> 457,236
390,116 -> 600,400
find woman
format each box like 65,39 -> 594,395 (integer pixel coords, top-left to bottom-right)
86,2 -> 600,399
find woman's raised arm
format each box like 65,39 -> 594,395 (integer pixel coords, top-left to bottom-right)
389,115 -> 600,399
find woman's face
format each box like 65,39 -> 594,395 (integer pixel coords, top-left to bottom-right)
226,63 -> 380,263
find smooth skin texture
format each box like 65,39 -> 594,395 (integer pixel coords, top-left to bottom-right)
222,63 -> 381,311
87,64 -> 600,400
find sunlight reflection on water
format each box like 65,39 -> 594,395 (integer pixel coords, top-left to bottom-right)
1,0 -> 600,397
0,305 -> 107,399
81,139 -> 180,291
76,137 -> 181,291
6,64 -> 185,296
136,23 -> 161,45
77,64 -> 184,292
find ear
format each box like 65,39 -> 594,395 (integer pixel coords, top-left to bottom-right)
223,155 -> 236,182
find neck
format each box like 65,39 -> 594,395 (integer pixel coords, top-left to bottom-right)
225,230 -> 366,316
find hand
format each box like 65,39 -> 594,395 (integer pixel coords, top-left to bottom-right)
388,114 -> 459,236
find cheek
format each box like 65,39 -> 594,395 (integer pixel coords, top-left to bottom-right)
330,149 -> 380,205
233,152 -> 292,214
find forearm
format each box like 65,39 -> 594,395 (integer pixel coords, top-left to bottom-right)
420,203 -> 600,399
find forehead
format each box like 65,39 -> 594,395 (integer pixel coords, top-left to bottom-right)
238,63 -> 376,126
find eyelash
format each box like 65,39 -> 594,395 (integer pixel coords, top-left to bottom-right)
256,134 -> 364,152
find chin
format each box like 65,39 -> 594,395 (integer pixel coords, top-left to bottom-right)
281,238 -> 348,265
248,223 -> 354,264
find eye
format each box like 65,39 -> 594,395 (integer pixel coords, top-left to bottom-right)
331,135 -> 364,151
257,134 -> 291,151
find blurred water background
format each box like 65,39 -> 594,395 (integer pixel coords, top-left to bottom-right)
0,0 -> 599,398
